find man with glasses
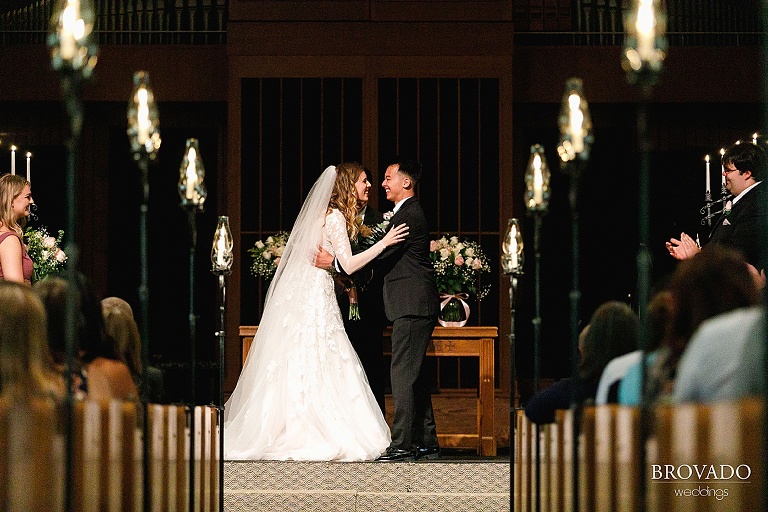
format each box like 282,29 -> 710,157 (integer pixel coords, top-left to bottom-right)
667,140 -> 768,271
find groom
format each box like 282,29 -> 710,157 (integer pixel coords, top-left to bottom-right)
315,158 -> 440,461
374,159 -> 441,461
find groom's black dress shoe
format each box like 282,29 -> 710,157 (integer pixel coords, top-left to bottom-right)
376,447 -> 416,461
415,446 -> 441,460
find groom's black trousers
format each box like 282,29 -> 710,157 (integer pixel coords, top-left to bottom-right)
389,315 -> 438,450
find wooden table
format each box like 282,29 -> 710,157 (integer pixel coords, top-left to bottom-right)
239,325 -> 498,456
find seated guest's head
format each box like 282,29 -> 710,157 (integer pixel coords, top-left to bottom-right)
0,280 -> 62,400
101,296 -> 141,379
579,301 -> 639,387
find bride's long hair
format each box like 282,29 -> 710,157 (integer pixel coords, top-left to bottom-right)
328,162 -> 363,242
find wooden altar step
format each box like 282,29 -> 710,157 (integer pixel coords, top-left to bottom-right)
224,458 -> 510,511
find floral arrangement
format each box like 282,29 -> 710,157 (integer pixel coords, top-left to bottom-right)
24,226 -> 67,282
430,235 -> 492,300
248,231 -> 289,280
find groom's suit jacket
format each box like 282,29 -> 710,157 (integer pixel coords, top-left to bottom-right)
378,196 -> 440,322
709,183 -> 768,269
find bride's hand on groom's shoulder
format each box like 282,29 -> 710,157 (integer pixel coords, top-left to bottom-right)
383,223 -> 409,247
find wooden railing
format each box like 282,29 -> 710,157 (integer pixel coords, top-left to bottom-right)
513,398 -> 765,511
0,398 -> 220,511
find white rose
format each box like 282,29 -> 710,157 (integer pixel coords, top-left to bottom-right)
449,236 -> 459,245
274,246 -> 284,257
263,251 -> 272,260
55,249 -> 67,263
43,236 -> 56,249
255,241 -> 265,249
440,248 -> 451,260
266,236 -> 274,244
455,243 -> 464,251
464,247 -> 475,257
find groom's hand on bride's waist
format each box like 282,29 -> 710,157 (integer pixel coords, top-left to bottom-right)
313,245 -> 335,270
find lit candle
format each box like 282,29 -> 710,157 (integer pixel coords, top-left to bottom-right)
705,154 -> 710,192
60,2 -> 78,61
568,94 -> 584,153
532,154 -> 544,204
636,0 -> 655,61
215,234 -> 227,267
510,235 -> 518,269
720,148 -> 726,187
10,145 -> 15,175
753,133 -> 758,145
137,87 -> 150,146
26,152 -> 31,182
185,148 -> 198,200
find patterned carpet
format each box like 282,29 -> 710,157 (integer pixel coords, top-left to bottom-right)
225,457 -> 511,511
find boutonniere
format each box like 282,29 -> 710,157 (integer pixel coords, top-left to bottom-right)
383,211 -> 394,221
723,200 -> 732,216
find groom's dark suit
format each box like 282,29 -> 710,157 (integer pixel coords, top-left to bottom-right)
708,183 -> 767,269
378,196 -> 440,451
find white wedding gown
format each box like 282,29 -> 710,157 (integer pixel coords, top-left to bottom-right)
224,208 -> 391,461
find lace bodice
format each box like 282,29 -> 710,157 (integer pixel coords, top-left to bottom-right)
323,209 -> 386,275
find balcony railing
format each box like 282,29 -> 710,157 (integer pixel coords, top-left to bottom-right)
1,0 -> 227,45
0,0 -> 763,46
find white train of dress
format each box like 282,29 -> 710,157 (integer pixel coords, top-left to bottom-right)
224,209 -> 391,461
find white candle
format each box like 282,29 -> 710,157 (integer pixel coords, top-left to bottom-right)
60,3 -> 78,61
216,234 -> 227,267
510,224 -> 519,269
720,148 -> 726,187
568,94 -> 584,154
10,146 -> 15,175
705,154 -> 710,192
533,162 -> 544,205
636,0 -> 655,61
137,87 -> 150,146
753,133 -> 758,145
26,152 -> 31,182
186,161 -> 197,200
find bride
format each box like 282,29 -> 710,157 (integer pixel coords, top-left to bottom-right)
224,163 -> 408,461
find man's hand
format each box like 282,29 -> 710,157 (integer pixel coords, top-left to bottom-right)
666,232 -> 701,261
313,245 -> 335,270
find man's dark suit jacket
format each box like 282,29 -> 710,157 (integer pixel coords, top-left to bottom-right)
709,183 -> 768,269
378,196 -> 440,321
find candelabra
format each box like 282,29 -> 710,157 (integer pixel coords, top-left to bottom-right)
178,138 -> 207,512
624,0 -> 666,508
524,143 -> 551,512
48,1 -> 98,510
127,69 -> 161,512
211,216 -> 233,512
501,217 -> 523,512
558,77 -> 593,512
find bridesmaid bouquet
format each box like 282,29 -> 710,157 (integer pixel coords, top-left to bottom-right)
24,226 -> 67,282
248,231 -> 290,280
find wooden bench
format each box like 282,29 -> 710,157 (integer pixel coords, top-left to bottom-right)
239,325 -> 498,456
514,398 -> 764,512
0,399 -> 220,511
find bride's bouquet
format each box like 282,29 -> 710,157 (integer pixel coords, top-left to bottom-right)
248,231 -> 290,280
24,226 -> 67,282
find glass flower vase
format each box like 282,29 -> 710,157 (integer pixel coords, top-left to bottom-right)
438,295 -> 470,327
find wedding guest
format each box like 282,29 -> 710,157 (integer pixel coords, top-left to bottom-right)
101,296 -> 165,403
34,275 -> 138,403
0,280 -> 63,401
674,305 -> 765,403
524,301 -> 638,425
667,141 -> 768,270
644,245 -> 761,404
0,174 -> 34,285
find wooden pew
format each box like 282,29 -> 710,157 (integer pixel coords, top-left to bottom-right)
0,400 -> 221,512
